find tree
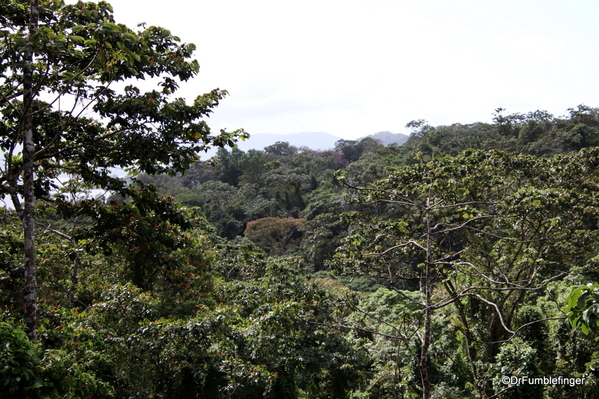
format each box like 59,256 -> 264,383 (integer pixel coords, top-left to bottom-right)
244,217 -> 306,256
334,137 -> 383,163
262,164 -> 311,215
334,149 -> 599,398
186,180 -> 274,238
0,0 -> 246,339
264,141 -> 298,156
214,147 -> 246,186
301,212 -> 347,271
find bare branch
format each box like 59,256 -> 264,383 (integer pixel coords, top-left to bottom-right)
487,384 -> 517,399
431,200 -> 496,210
430,248 -> 469,264
29,48 -> 102,118
431,214 -> 505,235
389,285 -> 425,307
463,225 -> 545,243
365,240 -> 427,256
469,294 -> 514,334
36,221 -> 72,241
484,317 -> 566,345
429,271 -> 569,312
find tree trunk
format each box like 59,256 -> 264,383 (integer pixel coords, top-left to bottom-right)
22,0 -> 39,341
419,198 -> 432,399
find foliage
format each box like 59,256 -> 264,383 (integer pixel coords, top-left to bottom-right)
334,137 -> 383,163
0,321 -> 113,399
565,283 -> 599,335
491,338 -> 544,399
3,16 -> 599,395
564,282 -> 599,393
244,217 -> 306,256
0,0 -> 246,193
216,258 -> 371,398
333,148 -> 599,398
29,257 -> 370,399
344,288 -> 422,398
397,106 -> 599,161
0,0 -> 247,337
0,322 -> 43,398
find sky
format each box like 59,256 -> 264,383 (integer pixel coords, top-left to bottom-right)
103,0 -> 599,140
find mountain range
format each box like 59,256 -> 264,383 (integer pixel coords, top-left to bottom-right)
202,131 -> 409,158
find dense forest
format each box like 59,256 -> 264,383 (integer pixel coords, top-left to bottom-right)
2,1 -> 599,398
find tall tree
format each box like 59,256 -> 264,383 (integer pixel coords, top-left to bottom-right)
0,0 -> 246,339
22,0 -> 40,343
334,149 -> 599,398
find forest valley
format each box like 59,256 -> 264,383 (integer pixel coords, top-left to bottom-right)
1,1 -> 599,398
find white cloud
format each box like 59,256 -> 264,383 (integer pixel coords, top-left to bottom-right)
95,0 -> 599,138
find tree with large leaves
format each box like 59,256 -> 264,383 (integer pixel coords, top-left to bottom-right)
0,0 -> 246,339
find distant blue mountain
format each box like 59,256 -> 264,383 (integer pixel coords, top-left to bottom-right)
363,131 -> 409,146
199,131 -> 409,158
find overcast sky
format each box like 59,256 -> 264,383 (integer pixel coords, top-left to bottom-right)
104,0 -> 599,139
